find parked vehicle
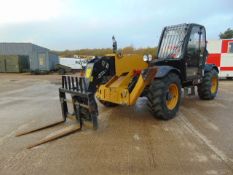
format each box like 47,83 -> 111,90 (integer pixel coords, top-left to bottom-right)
57,57 -> 89,74
207,39 -> 233,79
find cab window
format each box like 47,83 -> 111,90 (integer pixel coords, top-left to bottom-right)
187,27 -> 206,54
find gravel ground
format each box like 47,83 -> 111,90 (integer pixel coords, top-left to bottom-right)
0,73 -> 232,175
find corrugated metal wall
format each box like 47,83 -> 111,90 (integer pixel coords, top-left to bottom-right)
49,52 -> 59,70
0,55 -> 30,73
0,43 -> 59,71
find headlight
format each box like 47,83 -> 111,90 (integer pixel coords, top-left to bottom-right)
143,55 -> 148,62
143,54 -> 153,62
148,54 -> 153,61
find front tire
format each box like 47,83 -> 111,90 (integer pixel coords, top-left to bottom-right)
198,69 -> 218,100
147,73 -> 181,120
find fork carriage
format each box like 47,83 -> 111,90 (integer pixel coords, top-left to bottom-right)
59,75 -> 98,129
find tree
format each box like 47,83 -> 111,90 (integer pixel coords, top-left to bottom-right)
219,28 -> 233,39
122,46 -> 134,54
54,46 -> 157,58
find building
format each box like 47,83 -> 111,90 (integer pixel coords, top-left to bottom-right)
0,43 -> 59,72
207,39 -> 233,78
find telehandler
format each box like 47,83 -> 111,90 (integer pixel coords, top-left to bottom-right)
17,23 -> 219,148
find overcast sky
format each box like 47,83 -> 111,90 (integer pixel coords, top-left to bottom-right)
0,0 -> 232,50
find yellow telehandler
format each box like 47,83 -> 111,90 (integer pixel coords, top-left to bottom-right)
17,23 -> 219,148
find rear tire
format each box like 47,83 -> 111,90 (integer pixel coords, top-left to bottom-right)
147,73 -> 181,120
98,100 -> 118,107
198,69 -> 218,100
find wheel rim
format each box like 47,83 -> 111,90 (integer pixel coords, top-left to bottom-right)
211,77 -> 218,94
166,83 -> 179,110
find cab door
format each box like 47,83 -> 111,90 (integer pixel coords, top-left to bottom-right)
186,26 -> 206,80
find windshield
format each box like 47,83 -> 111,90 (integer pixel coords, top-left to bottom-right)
158,24 -> 188,59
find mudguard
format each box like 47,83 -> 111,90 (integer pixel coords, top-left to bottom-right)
204,64 -> 219,73
154,65 -> 181,79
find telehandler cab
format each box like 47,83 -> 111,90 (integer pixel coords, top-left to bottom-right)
17,23 -> 219,148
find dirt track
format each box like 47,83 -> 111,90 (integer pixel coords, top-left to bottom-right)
0,73 -> 232,175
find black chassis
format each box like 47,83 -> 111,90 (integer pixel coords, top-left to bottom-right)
150,23 -> 218,87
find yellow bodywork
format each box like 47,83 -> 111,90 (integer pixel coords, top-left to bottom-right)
95,54 -> 156,106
